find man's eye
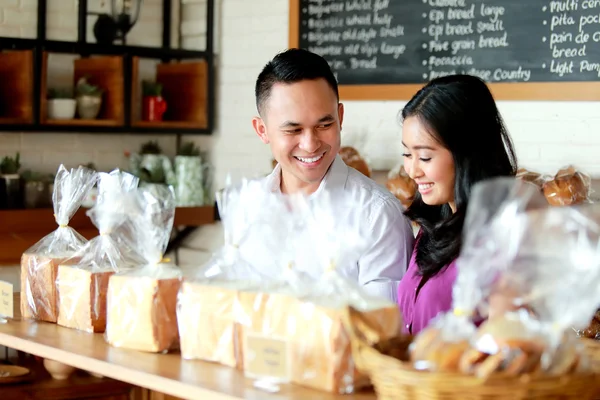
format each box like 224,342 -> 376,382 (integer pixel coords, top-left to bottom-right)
317,123 -> 334,129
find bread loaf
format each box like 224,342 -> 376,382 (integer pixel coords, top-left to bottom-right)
239,291 -> 401,393
178,281 -> 242,368
516,168 -> 544,189
542,166 -> 590,206
106,273 -> 181,352
20,254 -> 73,323
56,265 -> 114,333
339,146 -> 371,177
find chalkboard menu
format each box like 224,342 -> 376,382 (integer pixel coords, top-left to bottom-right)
293,0 -> 600,86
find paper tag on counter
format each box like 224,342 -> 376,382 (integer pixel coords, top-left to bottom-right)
244,334 -> 290,382
0,281 -> 14,319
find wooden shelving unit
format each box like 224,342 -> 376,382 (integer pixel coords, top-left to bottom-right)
0,0 -> 215,135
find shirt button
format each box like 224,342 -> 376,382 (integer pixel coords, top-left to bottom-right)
406,324 -> 410,329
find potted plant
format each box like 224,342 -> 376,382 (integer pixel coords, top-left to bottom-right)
47,88 -> 76,120
142,80 -> 167,122
21,169 -> 53,209
75,76 -> 103,119
0,152 -> 23,209
173,141 -> 207,207
128,141 -> 174,187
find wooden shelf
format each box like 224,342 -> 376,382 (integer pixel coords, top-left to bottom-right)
132,120 -> 208,129
0,117 -> 32,124
44,118 -> 121,127
0,294 -> 375,400
0,206 -> 216,265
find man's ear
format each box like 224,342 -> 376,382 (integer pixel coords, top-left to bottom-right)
252,116 -> 269,144
338,102 -> 345,130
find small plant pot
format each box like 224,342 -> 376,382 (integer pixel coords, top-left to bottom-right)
47,99 -> 76,120
76,95 -> 102,119
142,96 -> 167,122
0,174 -> 23,209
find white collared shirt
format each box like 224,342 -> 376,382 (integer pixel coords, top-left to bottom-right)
239,155 -> 414,302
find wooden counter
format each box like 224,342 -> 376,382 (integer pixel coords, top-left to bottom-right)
0,206 -> 216,265
0,296 -> 376,400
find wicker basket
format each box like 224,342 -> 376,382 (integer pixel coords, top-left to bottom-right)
581,338 -> 600,373
344,307 -> 600,400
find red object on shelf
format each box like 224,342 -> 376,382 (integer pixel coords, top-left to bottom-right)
142,96 -> 167,122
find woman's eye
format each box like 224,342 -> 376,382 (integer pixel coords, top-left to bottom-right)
402,153 -> 411,158
420,157 -> 431,162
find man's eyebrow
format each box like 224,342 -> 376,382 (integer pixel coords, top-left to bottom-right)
318,114 -> 335,123
279,121 -> 301,128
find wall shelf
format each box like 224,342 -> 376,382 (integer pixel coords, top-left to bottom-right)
0,0 -> 215,135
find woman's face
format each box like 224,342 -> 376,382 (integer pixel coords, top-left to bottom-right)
402,116 -> 456,211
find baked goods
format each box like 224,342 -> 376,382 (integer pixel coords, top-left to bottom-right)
578,310 -> 600,340
178,281 -> 243,368
56,170 -> 140,333
542,166 -> 590,206
20,165 -> 97,322
339,146 -> 371,177
516,168 -> 544,189
106,270 -> 181,352
56,266 -> 113,332
21,255 -> 72,322
386,165 -> 417,209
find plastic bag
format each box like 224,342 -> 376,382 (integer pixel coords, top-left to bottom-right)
386,162 -> 417,209
239,190 -> 402,394
20,164 -> 97,322
56,170 -> 141,333
105,184 -> 182,353
409,178 -> 550,373
177,178 -> 277,367
516,167 -> 545,190
542,165 -> 592,206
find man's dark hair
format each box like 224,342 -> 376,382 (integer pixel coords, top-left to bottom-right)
255,48 -> 339,115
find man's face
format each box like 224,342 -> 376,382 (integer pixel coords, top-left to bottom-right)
252,78 -> 344,194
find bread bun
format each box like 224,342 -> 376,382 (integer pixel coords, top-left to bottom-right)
542,166 -> 590,206
339,146 -> 371,177
579,310 -> 600,340
386,166 -> 417,209
516,168 -> 544,189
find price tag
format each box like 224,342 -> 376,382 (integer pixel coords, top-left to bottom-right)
244,334 -> 290,382
0,281 -> 14,319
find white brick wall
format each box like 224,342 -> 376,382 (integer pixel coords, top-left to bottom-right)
178,0 -> 600,188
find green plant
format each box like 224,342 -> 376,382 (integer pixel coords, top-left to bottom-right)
140,140 -> 162,155
0,152 -> 21,175
177,141 -> 201,156
139,167 -> 166,184
76,76 -> 103,97
142,80 -> 163,97
47,88 -> 73,99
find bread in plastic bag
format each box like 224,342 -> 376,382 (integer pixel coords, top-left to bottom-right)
516,167 -> 545,190
20,165 -> 97,322
412,178 -> 600,378
56,170 -> 141,333
542,165 -> 592,206
386,162 -> 417,209
409,178 -> 550,373
177,178 -> 277,367
239,190 -> 402,394
105,184 -> 182,353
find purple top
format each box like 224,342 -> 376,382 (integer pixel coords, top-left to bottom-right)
397,238 -> 457,336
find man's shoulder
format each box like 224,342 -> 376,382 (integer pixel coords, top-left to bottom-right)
345,168 -> 402,209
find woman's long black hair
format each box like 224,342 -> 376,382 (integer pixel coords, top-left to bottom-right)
402,75 -> 518,281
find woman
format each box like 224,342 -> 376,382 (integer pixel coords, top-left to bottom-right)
397,74 -> 518,335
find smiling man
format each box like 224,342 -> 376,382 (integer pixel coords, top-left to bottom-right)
249,48 -> 414,301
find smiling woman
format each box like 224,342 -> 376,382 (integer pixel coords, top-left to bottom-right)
397,74 -> 518,335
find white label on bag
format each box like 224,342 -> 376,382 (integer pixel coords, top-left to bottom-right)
0,281 -> 14,319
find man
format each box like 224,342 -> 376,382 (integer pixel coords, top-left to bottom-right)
249,48 -> 414,301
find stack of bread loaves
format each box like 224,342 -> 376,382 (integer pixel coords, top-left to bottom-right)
339,146 -> 371,177
55,170 -> 141,333
542,165 -> 591,206
20,165 -> 97,323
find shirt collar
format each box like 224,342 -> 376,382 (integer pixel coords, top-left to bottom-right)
266,154 -> 349,195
